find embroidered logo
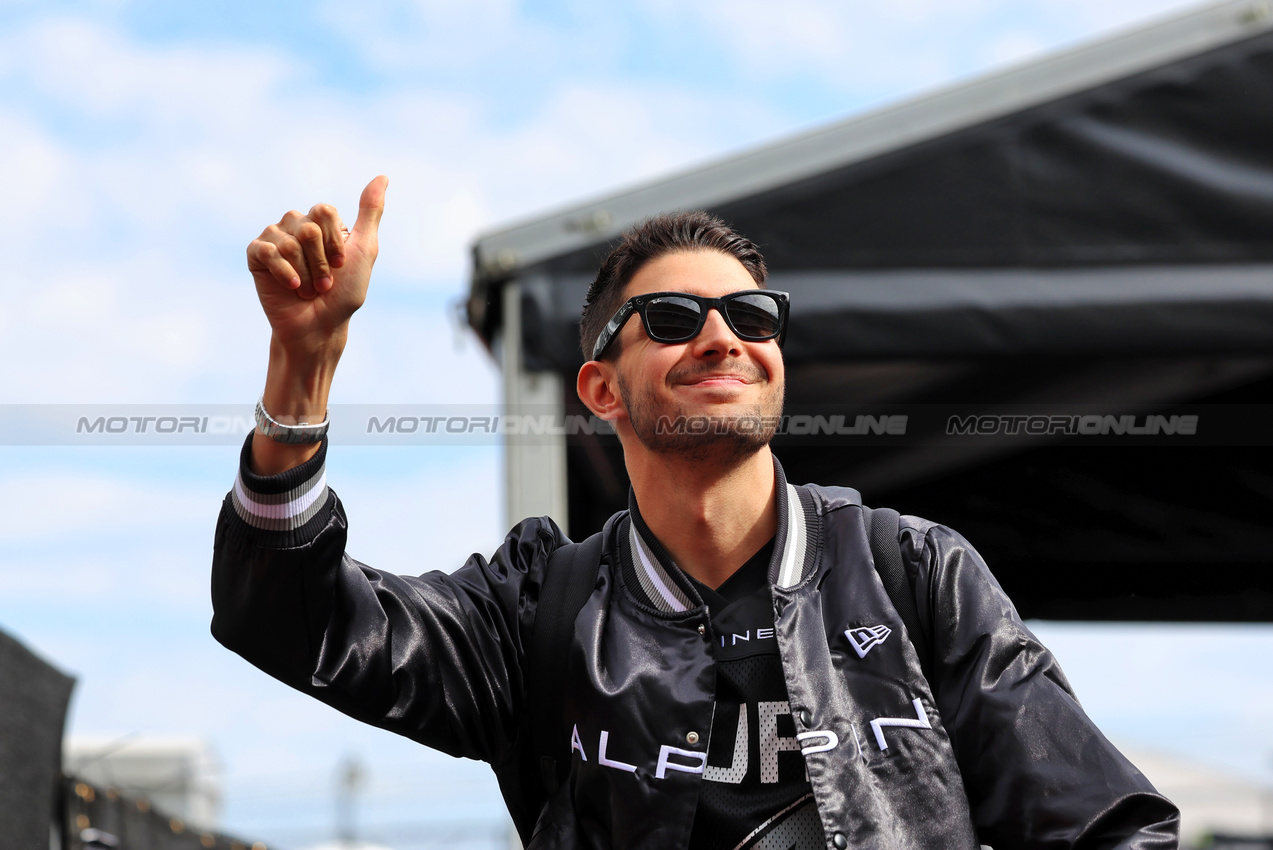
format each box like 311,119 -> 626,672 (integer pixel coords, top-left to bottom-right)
844,624 -> 892,658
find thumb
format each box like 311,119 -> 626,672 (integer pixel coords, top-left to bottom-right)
351,175 -> 388,238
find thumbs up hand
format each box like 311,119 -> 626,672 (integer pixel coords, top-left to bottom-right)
244,176 -> 388,474
247,175 -> 388,354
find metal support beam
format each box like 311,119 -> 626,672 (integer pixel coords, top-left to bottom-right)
501,280 -> 569,533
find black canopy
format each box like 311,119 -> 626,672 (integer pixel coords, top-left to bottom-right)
469,1 -> 1273,621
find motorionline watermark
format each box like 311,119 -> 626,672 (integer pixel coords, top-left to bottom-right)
364,414 -> 614,437
657,414 -> 909,436
3,404 -> 1258,446
945,413 -> 1198,437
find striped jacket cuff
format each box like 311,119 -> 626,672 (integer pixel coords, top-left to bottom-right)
229,434 -> 332,535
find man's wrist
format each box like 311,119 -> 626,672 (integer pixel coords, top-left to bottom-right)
249,429 -> 324,476
255,397 -> 329,444
263,331 -> 346,413
254,334 -> 344,475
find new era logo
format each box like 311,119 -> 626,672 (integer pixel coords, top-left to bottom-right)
845,624 -> 892,658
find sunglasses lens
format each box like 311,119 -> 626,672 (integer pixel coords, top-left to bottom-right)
726,293 -> 783,338
645,296 -> 703,341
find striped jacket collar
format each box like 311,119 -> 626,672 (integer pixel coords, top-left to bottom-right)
622,457 -> 819,614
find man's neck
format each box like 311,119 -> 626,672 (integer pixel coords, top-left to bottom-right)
627,447 -> 778,590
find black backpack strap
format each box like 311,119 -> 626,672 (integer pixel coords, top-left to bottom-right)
529,530 -> 606,797
862,507 -> 935,686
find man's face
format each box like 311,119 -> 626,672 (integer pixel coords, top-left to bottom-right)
609,250 -> 785,463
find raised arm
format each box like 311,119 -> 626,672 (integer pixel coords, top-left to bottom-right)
213,176 -> 558,765
245,175 -> 387,473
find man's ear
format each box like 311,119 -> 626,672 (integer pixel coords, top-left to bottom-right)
577,360 -> 625,421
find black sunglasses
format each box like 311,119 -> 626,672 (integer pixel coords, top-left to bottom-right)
592,289 -> 790,361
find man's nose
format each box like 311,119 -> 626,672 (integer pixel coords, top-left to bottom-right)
690,307 -> 743,356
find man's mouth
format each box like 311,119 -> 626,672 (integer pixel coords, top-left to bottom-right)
671,363 -> 766,388
684,374 -> 751,386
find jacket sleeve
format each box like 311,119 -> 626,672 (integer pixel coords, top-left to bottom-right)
902,521 -> 1180,850
210,435 -> 564,766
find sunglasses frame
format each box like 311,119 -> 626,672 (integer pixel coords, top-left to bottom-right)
591,289 -> 790,361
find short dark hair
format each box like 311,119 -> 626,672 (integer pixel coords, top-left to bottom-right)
579,211 -> 768,360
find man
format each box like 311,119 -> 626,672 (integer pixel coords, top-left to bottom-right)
212,176 -> 1180,849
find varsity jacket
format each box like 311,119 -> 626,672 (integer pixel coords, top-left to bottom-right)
211,438 -> 1179,849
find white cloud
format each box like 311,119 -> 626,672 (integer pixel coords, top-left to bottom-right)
0,465 -> 230,609
1047,0 -> 1208,34
332,449 -> 503,570
0,445 -> 502,609
0,259 -> 261,401
983,31 -> 1051,68
0,471 -> 214,541
676,0 -> 950,95
462,82 -> 781,216
634,0 -> 1223,104
0,110 -> 76,239
333,301 -> 500,404
12,17 -> 292,124
318,0 -> 547,72
0,250 -> 500,403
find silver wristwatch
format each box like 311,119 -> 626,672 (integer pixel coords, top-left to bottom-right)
255,398 -> 330,444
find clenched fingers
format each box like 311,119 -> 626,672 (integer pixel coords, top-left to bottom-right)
278,210 -> 333,294
247,230 -> 302,291
246,179 -> 383,306
307,203 -> 348,273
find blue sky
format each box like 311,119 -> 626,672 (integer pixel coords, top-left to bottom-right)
2,1 -> 1270,848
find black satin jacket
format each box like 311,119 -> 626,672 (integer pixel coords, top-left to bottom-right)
211,458 -> 1179,850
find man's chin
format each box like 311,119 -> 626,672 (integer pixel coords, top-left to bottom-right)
634,408 -> 781,464
619,372 -> 784,464
649,409 -> 780,436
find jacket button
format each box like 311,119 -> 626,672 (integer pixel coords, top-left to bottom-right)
832,833 -> 848,849
798,709 -> 811,727
697,623 -> 706,635
686,731 -> 700,745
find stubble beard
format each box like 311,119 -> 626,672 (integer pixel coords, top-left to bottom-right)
617,364 -> 784,465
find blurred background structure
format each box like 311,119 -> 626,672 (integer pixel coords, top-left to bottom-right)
65,736 -> 223,830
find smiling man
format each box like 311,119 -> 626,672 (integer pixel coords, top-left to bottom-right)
577,233 -> 787,590
212,178 -> 1180,849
